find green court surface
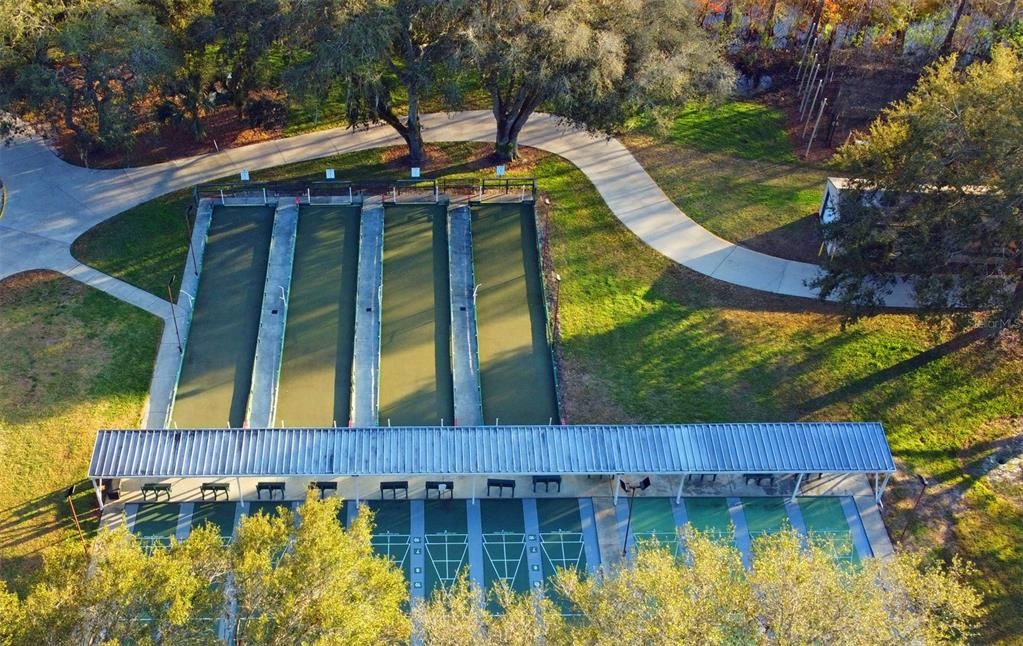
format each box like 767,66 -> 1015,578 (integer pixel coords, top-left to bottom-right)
365,500 -> 411,579
536,498 -> 586,577
471,203 -> 559,424
276,205 -> 360,426
133,503 -> 180,549
424,499 -> 469,596
480,499 -> 530,594
190,502 -> 237,540
172,206 -> 274,427
798,497 -> 857,563
245,501 -> 291,519
741,498 -> 791,541
682,497 -> 733,543
628,497 -> 680,554
379,205 -> 454,425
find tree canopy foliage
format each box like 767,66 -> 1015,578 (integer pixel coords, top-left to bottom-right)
815,45 -> 1023,329
0,503 -> 982,645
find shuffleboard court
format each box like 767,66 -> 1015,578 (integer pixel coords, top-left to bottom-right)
190,502 -> 237,540
365,500 -> 412,580
471,203 -> 558,424
424,499 -> 469,597
536,498 -> 586,577
379,205 -> 453,425
798,497 -> 858,563
741,498 -> 791,541
628,497 -> 681,555
682,497 -> 733,544
172,206 -> 274,427
276,205 -> 361,426
133,503 -> 180,550
480,499 -> 530,595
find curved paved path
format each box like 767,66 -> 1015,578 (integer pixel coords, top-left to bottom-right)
0,110 -> 913,306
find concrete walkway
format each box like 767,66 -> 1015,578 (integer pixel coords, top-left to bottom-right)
0,111 -> 914,306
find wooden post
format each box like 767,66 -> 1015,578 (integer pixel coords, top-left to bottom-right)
805,98 -> 828,157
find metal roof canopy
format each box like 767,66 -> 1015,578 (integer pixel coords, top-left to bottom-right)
89,423 -> 895,480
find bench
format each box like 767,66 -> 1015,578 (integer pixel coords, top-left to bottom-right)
532,475 -> 562,493
200,483 -> 230,501
425,481 -> 454,499
311,481 -> 338,499
380,481 -> 409,499
744,473 -> 775,487
101,478 -> 121,502
141,483 -> 171,502
685,473 -> 717,484
487,478 -> 516,497
256,482 -> 286,500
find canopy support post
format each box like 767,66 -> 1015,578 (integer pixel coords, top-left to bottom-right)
472,478 -> 477,504
789,473 -> 805,503
90,478 -> 104,511
875,473 -> 892,504
675,477 -> 685,504
613,475 -> 620,505
236,477 -> 244,502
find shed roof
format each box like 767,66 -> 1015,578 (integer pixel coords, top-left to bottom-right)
89,423 -> 895,479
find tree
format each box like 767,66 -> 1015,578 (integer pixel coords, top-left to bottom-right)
419,528 -> 983,645
230,493 -> 410,644
463,0 -> 736,161
288,0 -> 467,165
11,0 -> 173,164
210,0 -> 288,118
5,525 -> 227,644
413,575 -> 566,645
814,45 -> 1023,331
940,0 -> 970,55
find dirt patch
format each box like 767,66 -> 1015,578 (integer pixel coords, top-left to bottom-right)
756,50 -> 922,162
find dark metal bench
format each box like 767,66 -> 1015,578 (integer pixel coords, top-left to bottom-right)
425,480 -> 454,499
311,481 -> 338,499
380,480 -> 409,499
685,473 -> 717,484
532,475 -> 562,493
487,478 -> 516,497
256,482 -> 286,500
141,483 -> 171,502
200,483 -> 230,501
744,473 -> 775,487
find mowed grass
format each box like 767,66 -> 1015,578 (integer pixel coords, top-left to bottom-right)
71,190 -> 193,302
0,271 -> 161,589
72,142 -> 1023,641
625,101 -> 828,261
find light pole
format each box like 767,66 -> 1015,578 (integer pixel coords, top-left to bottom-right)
167,275 -> 182,354
552,273 -> 562,340
620,476 -> 651,557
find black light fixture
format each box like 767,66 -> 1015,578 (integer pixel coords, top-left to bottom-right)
620,476 -> 652,556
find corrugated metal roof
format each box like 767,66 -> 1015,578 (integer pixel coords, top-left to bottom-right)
88,423 -> 895,479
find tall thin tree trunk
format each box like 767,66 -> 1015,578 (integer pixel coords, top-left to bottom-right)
405,92 -> 424,165
763,0 -> 779,44
940,0 -> 969,56
995,0 -> 1017,30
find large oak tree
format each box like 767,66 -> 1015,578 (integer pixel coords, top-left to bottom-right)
463,0 -> 736,161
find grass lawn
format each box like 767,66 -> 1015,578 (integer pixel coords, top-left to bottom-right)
71,141 -> 1023,641
0,271 -> 161,590
624,100 -> 828,262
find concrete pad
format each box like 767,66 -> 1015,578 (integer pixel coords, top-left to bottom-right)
447,205 -> 483,426
245,202 -> 299,427
350,200 -> 384,426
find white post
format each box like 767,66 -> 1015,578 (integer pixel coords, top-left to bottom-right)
675,477 -> 685,504
803,79 -> 824,127
875,473 -> 892,504
789,473 -> 805,503
306,188 -> 311,204
236,477 -> 244,502
805,98 -> 828,157
263,188 -> 267,204
434,184 -> 439,202
220,189 -> 225,205
472,478 -> 477,504
349,186 -> 353,203
613,475 -> 620,504
392,187 -> 397,202
91,478 -> 105,511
